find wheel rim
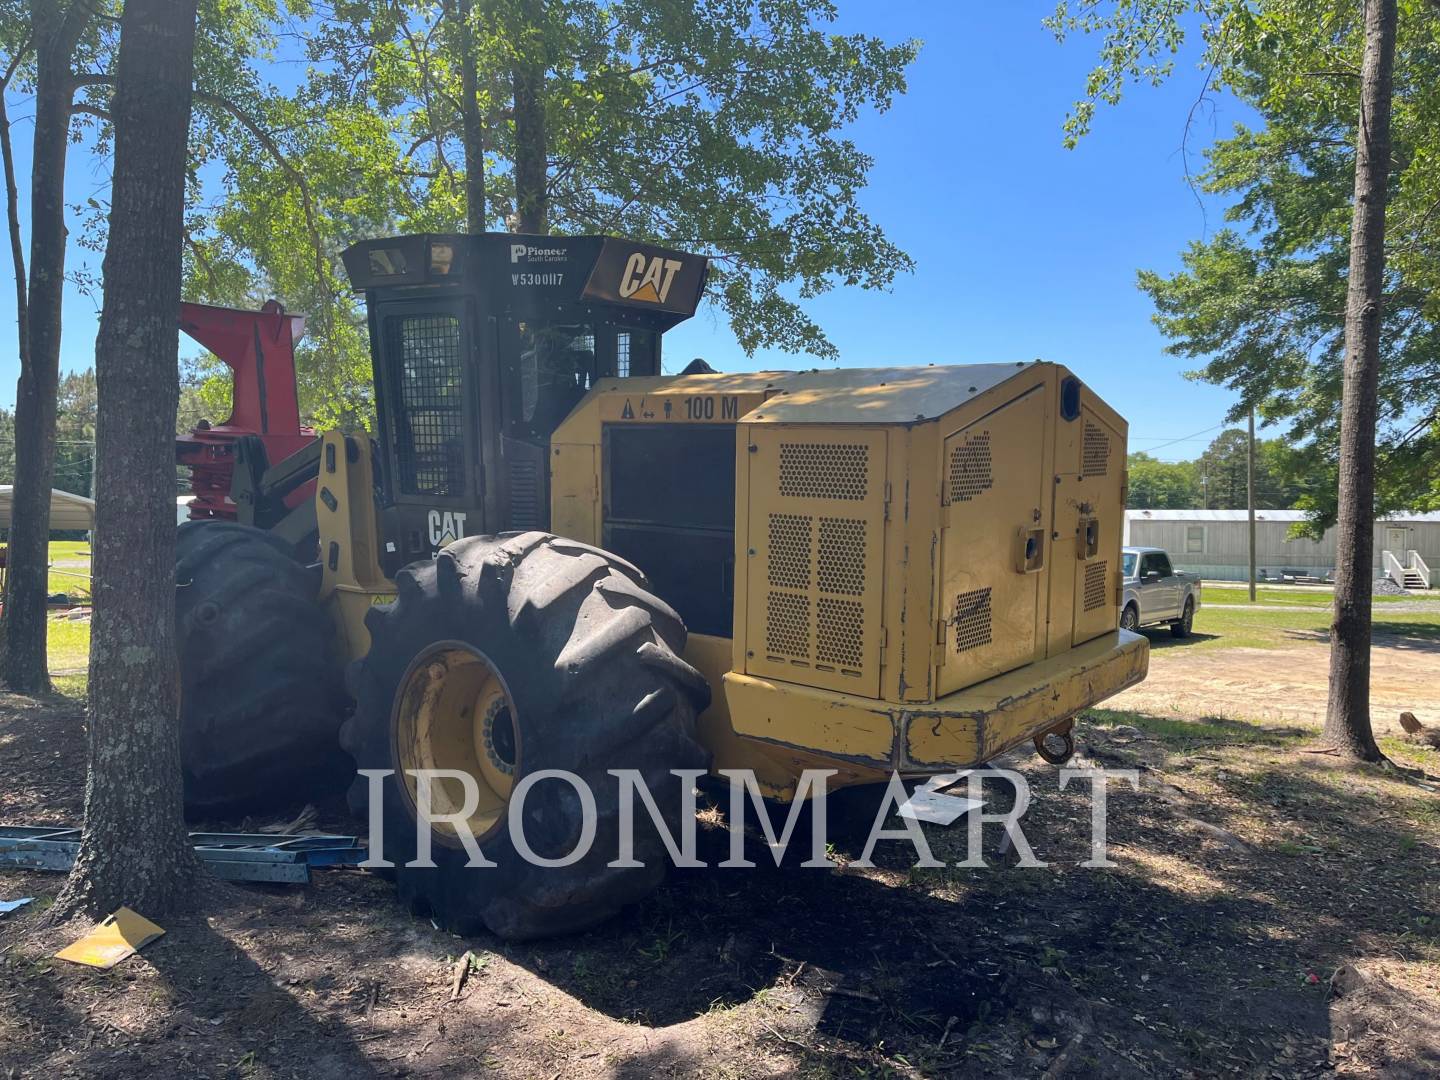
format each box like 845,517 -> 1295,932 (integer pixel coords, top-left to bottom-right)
392,643 -> 518,846
1122,607 -> 1137,630
1183,601 -> 1193,629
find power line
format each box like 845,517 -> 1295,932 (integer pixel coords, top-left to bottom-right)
1130,422 -> 1227,453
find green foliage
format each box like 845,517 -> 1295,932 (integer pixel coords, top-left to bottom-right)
0,406 -> 13,485
4,2 -> 916,429
1126,450 -> 1198,508
1191,427 -> 1319,510
1044,0 -> 1216,147
0,368 -> 101,499
189,0 -> 918,425
1127,430 -> 1325,510
53,370 -> 95,498
1054,1 -> 1440,526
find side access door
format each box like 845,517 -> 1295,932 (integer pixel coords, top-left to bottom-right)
369,298 -> 490,566
936,383 -> 1050,695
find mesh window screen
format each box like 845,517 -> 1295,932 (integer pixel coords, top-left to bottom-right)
616,332 -> 631,377
388,314 -> 465,496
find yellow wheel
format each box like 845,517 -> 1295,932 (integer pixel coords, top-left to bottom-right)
392,644 -> 518,845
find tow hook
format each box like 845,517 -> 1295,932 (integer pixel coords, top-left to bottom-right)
1033,717 -> 1076,765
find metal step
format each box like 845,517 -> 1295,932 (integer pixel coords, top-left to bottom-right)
0,824 -> 366,883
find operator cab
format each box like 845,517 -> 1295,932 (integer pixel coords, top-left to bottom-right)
341,233 -> 707,571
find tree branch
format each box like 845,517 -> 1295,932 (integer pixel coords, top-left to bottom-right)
73,72 -> 333,313
2,35 -> 33,86
184,231 -> 221,298
0,71 -> 29,370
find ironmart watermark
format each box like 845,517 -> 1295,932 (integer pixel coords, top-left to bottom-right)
358,767 -> 1140,871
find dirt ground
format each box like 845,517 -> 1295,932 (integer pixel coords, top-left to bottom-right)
1112,637 -> 1440,733
3,624 -> 1440,1078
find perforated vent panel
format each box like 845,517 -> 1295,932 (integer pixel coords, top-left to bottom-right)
763,514 -> 867,674
508,456 -> 542,529
948,431 -> 993,503
748,429 -> 885,695
765,592 -> 810,659
767,513 -> 811,589
954,587 -> 993,653
817,597 -> 864,668
817,517 -> 866,595
1083,421 -> 1109,477
779,443 -> 868,500
1083,560 -> 1108,612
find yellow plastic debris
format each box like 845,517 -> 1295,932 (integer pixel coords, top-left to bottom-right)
55,907 -> 164,969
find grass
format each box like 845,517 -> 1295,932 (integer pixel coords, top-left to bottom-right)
47,616 -> 89,698
1177,601 -> 1440,650
1203,585 -> 1413,607
48,618 -> 89,670
1087,707 -> 1311,747
43,539 -> 91,602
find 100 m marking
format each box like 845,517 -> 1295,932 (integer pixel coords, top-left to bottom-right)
685,396 -> 739,421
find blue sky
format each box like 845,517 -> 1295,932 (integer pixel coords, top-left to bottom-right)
0,3 -> 1255,461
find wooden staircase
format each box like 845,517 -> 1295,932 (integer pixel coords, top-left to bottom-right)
1383,549 -> 1431,591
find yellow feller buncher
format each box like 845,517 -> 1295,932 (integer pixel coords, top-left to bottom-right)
174,233 -> 1149,940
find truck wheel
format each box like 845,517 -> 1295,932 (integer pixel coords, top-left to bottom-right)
1120,603 -> 1139,632
175,521 -> 350,817
1171,597 -> 1194,638
339,532 -> 711,941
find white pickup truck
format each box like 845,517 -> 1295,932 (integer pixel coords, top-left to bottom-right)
1121,546 -> 1202,638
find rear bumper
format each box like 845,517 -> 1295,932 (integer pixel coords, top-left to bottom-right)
722,629 -> 1149,779
900,629 -> 1149,768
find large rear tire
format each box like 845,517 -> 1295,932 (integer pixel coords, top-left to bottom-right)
340,532 -> 711,941
1171,597 -> 1195,639
175,521 -> 349,817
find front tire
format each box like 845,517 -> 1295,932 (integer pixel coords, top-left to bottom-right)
1120,603 -> 1139,632
340,532 -> 710,941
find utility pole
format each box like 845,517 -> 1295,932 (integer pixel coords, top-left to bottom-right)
1247,408 -> 1257,602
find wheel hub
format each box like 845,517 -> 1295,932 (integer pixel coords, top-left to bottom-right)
482,698 -> 517,777
392,643 -> 519,845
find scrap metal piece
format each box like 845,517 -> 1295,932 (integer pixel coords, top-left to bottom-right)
55,907 -> 164,969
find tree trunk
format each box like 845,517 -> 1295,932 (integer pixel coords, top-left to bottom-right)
0,76 -> 29,399
1323,0 -> 1398,762
0,1 -> 92,694
511,0 -> 547,234
52,0 -> 201,919
457,0 -> 486,232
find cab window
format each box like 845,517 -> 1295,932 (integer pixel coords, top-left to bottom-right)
1140,553 -> 1169,578
513,322 -> 595,437
615,328 -> 659,377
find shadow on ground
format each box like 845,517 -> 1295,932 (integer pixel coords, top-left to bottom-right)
6,698 -> 1440,1076
1134,627 -> 1220,651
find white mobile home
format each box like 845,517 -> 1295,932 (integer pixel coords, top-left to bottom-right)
1123,508 -> 1440,586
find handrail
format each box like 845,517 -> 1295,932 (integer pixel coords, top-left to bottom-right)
1382,549 -> 1408,586
1408,549 -> 1431,588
